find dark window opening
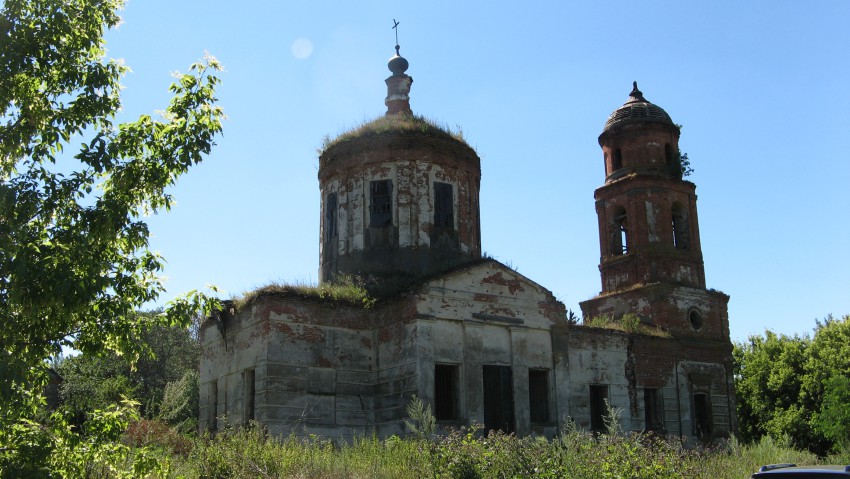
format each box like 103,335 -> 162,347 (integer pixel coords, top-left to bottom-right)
209,380 -> 218,431
434,364 -> 459,421
612,148 -> 623,171
611,207 -> 629,255
434,182 -> 454,229
528,369 -> 550,424
325,193 -> 338,242
672,203 -> 690,250
370,180 -> 393,227
644,388 -> 664,432
665,143 -> 674,166
483,365 -> 515,433
693,393 -> 713,439
589,384 -> 609,432
244,369 -> 255,424
689,310 -> 704,330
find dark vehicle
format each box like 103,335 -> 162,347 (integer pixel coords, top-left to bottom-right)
752,464 -> 850,478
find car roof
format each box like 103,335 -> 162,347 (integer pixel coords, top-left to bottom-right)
752,464 -> 850,477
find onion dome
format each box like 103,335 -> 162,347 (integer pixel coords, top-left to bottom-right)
388,45 -> 409,75
385,44 -> 413,115
603,82 -> 673,133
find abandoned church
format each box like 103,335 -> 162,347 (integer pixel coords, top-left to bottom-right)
199,43 -> 737,441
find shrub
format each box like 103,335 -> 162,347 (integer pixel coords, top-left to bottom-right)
124,418 -> 192,456
157,369 -> 199,433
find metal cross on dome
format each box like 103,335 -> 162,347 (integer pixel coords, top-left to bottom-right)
392,19 -> 400,54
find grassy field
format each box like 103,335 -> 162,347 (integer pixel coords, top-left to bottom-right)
123,420 -> 848,479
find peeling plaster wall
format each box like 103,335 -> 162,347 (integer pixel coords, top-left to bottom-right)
580,284 -> 730,339
561,327 -> 735,437
199,261 -> 570,439
200,261 -> 733,441
318,131 -> 481,281
565,328 -> 633,431
414,262 -> 566,437
199,295 -> 417,440
199,307 -> 268,433
594,177 -> 705,292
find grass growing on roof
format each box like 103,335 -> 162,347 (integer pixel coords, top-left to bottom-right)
320,114 -> 467,153
584,312 -> 671,337
233,275 -> 376,311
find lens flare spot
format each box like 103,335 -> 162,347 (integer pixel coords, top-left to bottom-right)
291,38 -> 313,60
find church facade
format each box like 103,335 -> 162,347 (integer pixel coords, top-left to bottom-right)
199,46 -> 736,441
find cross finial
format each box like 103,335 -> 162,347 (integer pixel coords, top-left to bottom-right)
392,19 -> 400,54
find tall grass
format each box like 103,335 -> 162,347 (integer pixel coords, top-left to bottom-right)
135,423 -> 832,479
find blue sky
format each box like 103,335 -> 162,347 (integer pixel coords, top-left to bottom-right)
102,1 -> 850,342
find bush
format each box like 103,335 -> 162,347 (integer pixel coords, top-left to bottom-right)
124,418 -> 192,456
157,369 -> 199,433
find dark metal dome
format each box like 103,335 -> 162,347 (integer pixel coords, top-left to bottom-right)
603,82 -> 673,133
388,45 -> 409,75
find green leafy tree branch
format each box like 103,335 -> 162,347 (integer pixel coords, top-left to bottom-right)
0,0 -> 224,468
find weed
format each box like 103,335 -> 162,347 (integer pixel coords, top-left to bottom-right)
404,395 -> 436,441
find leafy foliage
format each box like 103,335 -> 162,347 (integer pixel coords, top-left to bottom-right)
156,369 -> 200,433
404,395 -> 436,441
1,399 -> 169,478
152,421 -> 828,479
734,314 -> 850,454
678,152 -> 694,177
0,0 -> 223,472
57,321 -> 200,419
734,330 -> 811,447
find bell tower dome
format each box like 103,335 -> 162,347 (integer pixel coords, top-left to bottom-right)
317,44 -> 482,285
580,83 -> 730,339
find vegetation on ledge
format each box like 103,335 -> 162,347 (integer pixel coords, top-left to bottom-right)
584,312 -> 672,337
320,114 -> 468,153
233,275 -> 376,311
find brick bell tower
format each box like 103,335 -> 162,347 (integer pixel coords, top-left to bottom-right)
580,83 -> 730,340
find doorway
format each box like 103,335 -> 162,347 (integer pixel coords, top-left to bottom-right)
483,365 -> 514,433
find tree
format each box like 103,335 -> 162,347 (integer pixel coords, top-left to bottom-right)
0,0 -> 223,469
157,369 -> 200,433
733,331 -> 813,449
734,315 -> 850,455
57,319 -> 201,418
806,315 -> 850,451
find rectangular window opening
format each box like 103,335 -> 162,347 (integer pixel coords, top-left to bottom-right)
209,380 -> 218,431
644,388 -> 664,432
589,384 -> 609,432
325,193 -> 338,242
244,369 -> 255,424
434,182 -> 454,229
693,392 -> 713,438
434,364 -> 459,421
483,365 -> 515,434
528,369 -> 550,424
370,180 -> 393,227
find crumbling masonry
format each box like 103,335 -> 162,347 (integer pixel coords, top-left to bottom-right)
199,47 -> 736,441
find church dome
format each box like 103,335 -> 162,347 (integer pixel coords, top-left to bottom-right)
388,53 -> 409,75
603,82 -> 673,133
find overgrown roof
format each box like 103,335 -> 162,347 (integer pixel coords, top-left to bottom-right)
319,114 -> 470,154
230,257 -> 503,313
